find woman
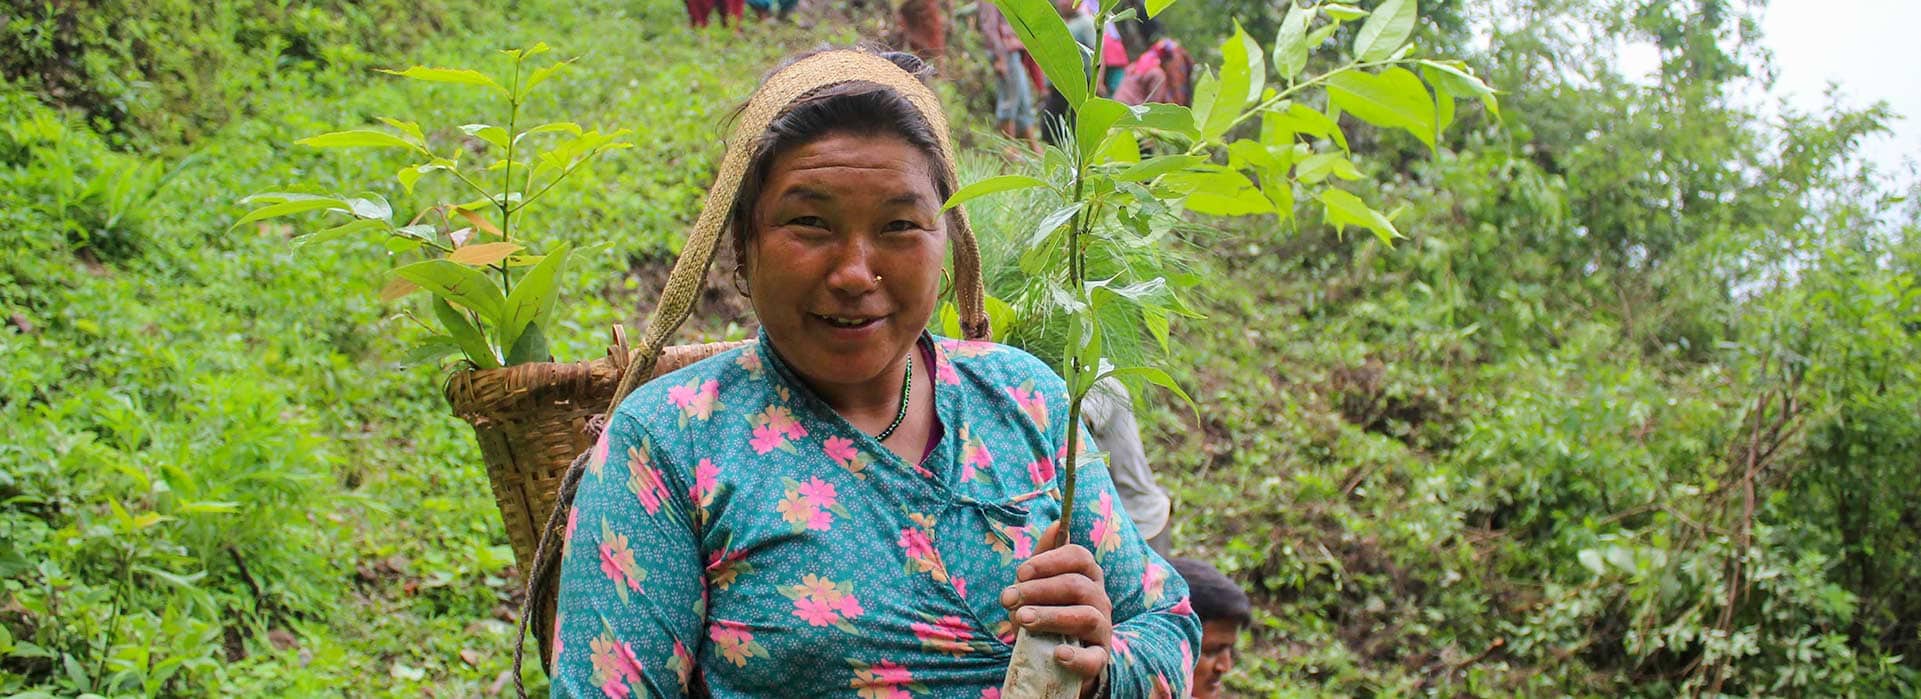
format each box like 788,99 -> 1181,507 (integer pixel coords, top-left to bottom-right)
550,49 -> 1198,698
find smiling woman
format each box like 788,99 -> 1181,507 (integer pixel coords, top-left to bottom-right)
545,48 -> 1200,698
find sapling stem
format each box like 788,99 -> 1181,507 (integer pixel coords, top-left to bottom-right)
498,54 -> 524,296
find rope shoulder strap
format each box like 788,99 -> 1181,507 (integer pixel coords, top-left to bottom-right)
515,50 -> 992,696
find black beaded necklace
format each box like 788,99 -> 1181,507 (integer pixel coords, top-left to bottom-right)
875,353 -> 912,441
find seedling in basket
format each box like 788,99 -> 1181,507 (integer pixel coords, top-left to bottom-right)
236,42 -> 631,368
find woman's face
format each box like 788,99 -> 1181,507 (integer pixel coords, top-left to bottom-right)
744,131 -> 947,390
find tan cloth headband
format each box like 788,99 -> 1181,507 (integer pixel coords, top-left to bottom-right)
608,50 -> 991,416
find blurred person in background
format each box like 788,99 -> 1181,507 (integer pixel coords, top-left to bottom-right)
978,0 -> 1041,152
1169,558 -> 1251,699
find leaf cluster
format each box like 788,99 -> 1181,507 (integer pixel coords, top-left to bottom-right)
236,43 -> 632,369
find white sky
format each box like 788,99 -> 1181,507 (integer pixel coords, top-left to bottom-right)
1619,0 -> 1921,175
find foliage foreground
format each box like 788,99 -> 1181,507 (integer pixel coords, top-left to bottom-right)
3,0 -> 1919,696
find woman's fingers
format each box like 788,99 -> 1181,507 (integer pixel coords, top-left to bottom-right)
1001,572 -> 1106,613
1004,518 -> 1115,678
1052,640 -> 1111,680
1010,603 -> 1113,646
1018,533 -> 1103,585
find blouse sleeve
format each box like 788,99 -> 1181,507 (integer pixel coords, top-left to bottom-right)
1063,433 -> 1200,699
551,413 -> 707,698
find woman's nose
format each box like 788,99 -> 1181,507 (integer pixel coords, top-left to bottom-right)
824,240 -> 879,295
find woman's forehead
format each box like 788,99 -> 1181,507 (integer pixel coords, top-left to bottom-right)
764,133 -> 941,203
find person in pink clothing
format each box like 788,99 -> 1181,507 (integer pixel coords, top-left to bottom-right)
1113,38 -> 1191,107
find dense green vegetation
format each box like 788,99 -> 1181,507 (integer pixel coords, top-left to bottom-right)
3,0 -> 1916,697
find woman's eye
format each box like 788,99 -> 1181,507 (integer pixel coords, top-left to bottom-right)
884,220 -> 923,232
788,216 -> 827,229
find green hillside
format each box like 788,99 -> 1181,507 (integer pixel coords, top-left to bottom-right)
3,0 -> 1916,696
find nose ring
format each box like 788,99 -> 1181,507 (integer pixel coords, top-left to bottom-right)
874,275 -> 884,282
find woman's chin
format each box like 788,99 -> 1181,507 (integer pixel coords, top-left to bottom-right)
781,329 -> 903,384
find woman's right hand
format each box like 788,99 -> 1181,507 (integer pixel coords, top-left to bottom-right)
999,521 -> 1114,694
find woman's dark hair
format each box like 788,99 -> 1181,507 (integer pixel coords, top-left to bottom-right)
728,48 -> 953,266
1170,557 -> 1253,628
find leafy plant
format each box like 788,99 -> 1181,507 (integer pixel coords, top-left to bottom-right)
953,0 -> 1494,529
238,42 -> 632,369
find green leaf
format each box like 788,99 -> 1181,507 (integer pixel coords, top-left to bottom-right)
1228,140 -> 1282,171
1094,129 -> 1141,163
461,124 -> 510,150
1436,86 -> 1455,138
984,295 -> 1017,342
294,218 -> 388,248
1421,59 -> 1499,117
507,42 -> 552,59
1201,29 -> 1256,139
433,297 -> 500,369
498,242 -> 571,355
395,259 -> 507,322
1266,102 -> 1349,151
1143,307 -> 1172,354
1306,20 -> 1343,50
133,564 -> 207,589
1144,0 -> 1176,19
1229,22 -> 1265,111
1322,3 -> 1368,21
396,164 -> 426,195
231,196 -> 347,229
1114,154 -> 1206,182
1294,152 -> 1362,183
518,60 -> 574,99
1030,202 -> 1085,246
1263,174 -> 1296,222
1353,0 -> 1417,62
1100,366 -> 1197,416
376,66 -> 508,95
0,543 -> 30,578
1168,170 -> 1272,216
943,175 -> 1051,211
1273,2 -> 1314,81
987,0 -> 1088,109
937,302 -> 963,337
1318,188 -> 1400,244
504,321 -> 551,364
1077,97 -> 1132,162
376,117 -> 425,144
1418,59 -> 1492,97
1578,549 -> 1606,576
1190,69 -> 1220,138
1327,67 -> 1436,150
405,337 -> 461,365
64,653 -> 90,691
1126,103 -> 1200,140
295,130 -> 427,153
516,121 -> 584,143
343,195 -> 392,222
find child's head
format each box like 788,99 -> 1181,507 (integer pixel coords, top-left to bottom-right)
1054,0 -> 1080,18
1171,558 -> 1251,699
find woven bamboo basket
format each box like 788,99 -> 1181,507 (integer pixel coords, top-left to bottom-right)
445,339 -> 748,667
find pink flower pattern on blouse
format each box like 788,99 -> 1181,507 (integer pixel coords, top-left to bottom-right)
551,336 -> 1197,698
668,378 -> 722,425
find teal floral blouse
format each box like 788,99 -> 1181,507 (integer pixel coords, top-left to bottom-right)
551,332 -> 1199,698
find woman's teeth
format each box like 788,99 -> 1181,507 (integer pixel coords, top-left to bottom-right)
820,315 -> 878,328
